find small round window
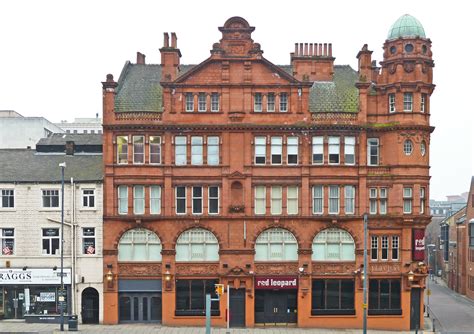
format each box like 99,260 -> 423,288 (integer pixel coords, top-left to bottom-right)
405,44 -> 414,53
421,141 -> 426,156
390,46 -> 397,54
422,45 -> 427,54
404,140 -> 413,155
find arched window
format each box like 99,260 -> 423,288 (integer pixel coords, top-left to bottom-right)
176,228 -> 219,262
118,228 -> 162,261
255,228 -> 298,261
312,228 -> 355,261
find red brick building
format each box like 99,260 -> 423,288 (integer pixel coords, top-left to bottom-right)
102,15 -> 433,330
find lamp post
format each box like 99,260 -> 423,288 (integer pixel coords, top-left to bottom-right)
363,213 -> 368,334
59,162 -> 66,331
426,244 -> 436,313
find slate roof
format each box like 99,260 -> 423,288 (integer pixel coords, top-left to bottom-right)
309,65 -> 359,113
0,149 -> 103,183
114,62 -> 359,113
37,133 -> 102,146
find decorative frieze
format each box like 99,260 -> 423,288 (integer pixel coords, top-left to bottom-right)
118,263 -> 162,277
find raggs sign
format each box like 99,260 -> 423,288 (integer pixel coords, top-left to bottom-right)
0,268 -> 71,285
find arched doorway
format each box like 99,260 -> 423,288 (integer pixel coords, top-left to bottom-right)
81,288 -> 99,324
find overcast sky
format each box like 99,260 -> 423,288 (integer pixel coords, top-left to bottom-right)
1,0 -> 472,200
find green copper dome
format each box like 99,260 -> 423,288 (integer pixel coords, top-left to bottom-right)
387,14 -> 426,40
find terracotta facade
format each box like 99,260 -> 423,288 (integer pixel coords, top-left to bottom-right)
102,17 -> 434,330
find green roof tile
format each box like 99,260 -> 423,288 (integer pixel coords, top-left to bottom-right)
387,14 -> 426,40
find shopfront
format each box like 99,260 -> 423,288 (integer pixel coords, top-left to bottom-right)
254,276 -> 298,325
0,268 -> 71,322
118,279 -> 162,323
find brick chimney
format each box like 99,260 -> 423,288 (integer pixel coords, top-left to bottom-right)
356,44 -> 373,82
65,141 -> 75,155
136,52 -> 146,65
291,43 -> 335,82
160,32 -> 181,82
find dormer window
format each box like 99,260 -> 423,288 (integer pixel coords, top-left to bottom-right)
198,93 -> 206,112
254,93 -> 262,112
185,93 -> 194,112
267,93 -> 275,112
211,93 -> 219,112
280,93 -> 288,112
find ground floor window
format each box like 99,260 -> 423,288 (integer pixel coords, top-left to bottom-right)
311,279 -> 355,315
175,279 -> 219,316
368,279 -> 401,315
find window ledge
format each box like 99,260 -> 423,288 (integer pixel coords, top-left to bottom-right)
38,208 -> 61,212
0,208 -> 16,211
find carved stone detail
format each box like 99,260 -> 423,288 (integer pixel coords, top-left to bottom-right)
118,263 -> 162,277
312,262 -> 357,274
369,263 -> 401,274
176,263 -> 219,276
254,263 -> 299,275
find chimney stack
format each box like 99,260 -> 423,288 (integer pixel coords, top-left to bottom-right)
136,52 -> 146,65
163,32 -> 169,48
356,44 -> 373,82
160,32 -> 181,82
290,42 -> 335,81
171,32 -> 177,48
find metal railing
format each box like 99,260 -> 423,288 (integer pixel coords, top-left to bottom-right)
426,304 -> 443,333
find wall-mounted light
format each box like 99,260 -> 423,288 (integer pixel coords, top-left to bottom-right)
106,270 -> 113,282
165,270 -> 171,282
408,270 -> 415,282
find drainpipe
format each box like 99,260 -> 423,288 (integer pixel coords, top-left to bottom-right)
70,177 -> 76,316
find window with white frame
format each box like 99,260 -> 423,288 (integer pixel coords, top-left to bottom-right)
329,186 -> 340,214
312,185 -> 324,214
421,141 -> 426,157
82,189 -> 95,208
117,135 -> 128,164
185,93 -> 194,112
367,138 -> 379,166
421,94 -> 426,112
380,188 -> 388,214
287,186 -> 298,215
192,186 -> 203,214
254,93 -> 262,112
271,137 -> 282,164
312,136 -> 324,164
391,236 -> 399,260
312,228 -> 355,261
369,188 -> 378,214
133,185 -> 145,215
118,185 -> 128,215
150,185 -> 161,214
198,93 -> 206,112
191,136 -> 203,165
403,187 -> 413,214
388,93 -> 396,113
344,137 -> 355,165
1,228 -> 14,255
1,189 -> 14,208
328,137 -> 340,164
255,186 -> 266,215
175,136 -> 187,165
118,228 -> 162,261
271,186 -> 282,215
280,93 -> 288,112
344,186 -> 355,214
211,93 -> 219,112
381,236 -> 389,260
420,187 -> 426,214
403,140 -> 413,156
267,93 -> 275,112
369,188 -> 388,215
149,136 -> 161,164
42,228 -> 60,255
403,92 -> 413,112
82,228 -> 96,255
255,136 -> 266,164
176,186 -> 186,214
42,190 -> 59,208
207,136 -> 219,165
208,186 -> 219,214
287,137 -> 298,165
176,228 -> 219,262
371,236 -> 378,260
255,228 -> 298,261
133,135 -> 145,164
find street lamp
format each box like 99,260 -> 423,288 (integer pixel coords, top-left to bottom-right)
59,162 -> 66,331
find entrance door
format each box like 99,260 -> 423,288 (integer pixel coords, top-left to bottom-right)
410,288 -> 421,330
255,290 -> 297,325
119,293 -> 161,322
4,288 -> 24,319
229,288 -> 245,327
81,288 -> 99,324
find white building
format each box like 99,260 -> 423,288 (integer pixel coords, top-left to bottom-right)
0,110 -> 64,149
0,134 -> 103,324
55,115 -> 102,134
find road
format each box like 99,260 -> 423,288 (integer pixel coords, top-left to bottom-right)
427,279 -> 474,333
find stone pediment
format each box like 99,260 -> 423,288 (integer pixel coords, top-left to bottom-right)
228,171 -> 245,179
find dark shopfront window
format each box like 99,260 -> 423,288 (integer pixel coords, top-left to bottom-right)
368,279 -> 401,315
175,279 -> 219,316
311,279 -> 355,315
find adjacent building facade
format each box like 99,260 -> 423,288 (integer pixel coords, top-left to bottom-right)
102,15 -> 433,330
55,115 -> 103,135
0,134 -> 103,324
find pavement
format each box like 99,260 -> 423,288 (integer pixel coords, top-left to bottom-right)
425,277 -> 474,333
